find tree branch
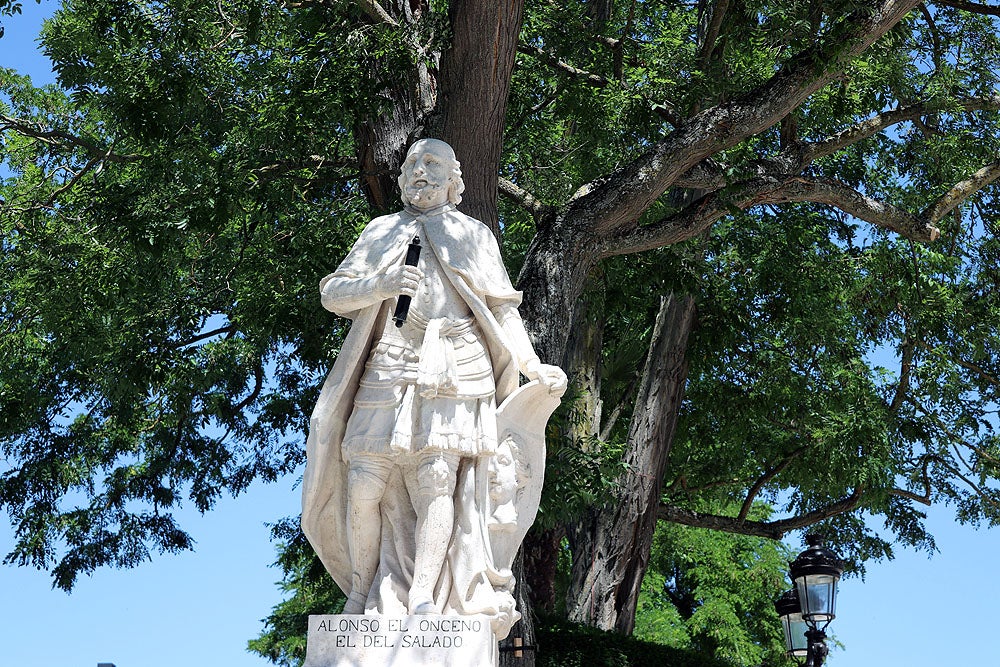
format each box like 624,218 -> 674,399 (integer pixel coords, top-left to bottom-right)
923,160 -> 1000,222
934,457 -> 1000,509
762,177 -> 946,239
597,179 -> 763,256
890,488 -> 933,504
250,154 -> 356,182
171,324 -> 237,349
518,45 -> 610,88
736,446 -> 808,523
42,154 -> 103,206
906,396 -> 1000,467
232,364 -> 265,414
889,455 -> 933,504
0,115 -> 145,163
890,338 -> 915,413
356,0 -> 399,26
935,0 -> 1000,16
914,339 -> 1000,387
672,159 -> 730,191
807,96 -> 1000,161
697,0 -> 730,70
671,96 -> 1000,192
568,0 -> 922,235
283,0 -> 399,25
498,176 -> 551,218
919,4 -> 944,71
594,35 -> 622,50
599,175 -> 941,259
657,488 -> 866,540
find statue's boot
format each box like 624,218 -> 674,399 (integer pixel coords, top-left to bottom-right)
407,595 -> 440,615
343,586 -> 370,614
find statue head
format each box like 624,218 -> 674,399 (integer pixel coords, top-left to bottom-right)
488,436 -> 527,532
398,138 -> 465,209
489,438 -> 520,504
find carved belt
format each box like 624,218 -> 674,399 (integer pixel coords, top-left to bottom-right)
407,311 -> 477,398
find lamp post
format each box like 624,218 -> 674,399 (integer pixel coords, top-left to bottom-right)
774,534 -> 844,667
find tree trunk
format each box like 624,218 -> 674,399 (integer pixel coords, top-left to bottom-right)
522,525 -> 564,614
498,549 -> 539,667
564,281 -> 605,444
429,0 -> 525,235
355,76 -> 426,212
436,2 -> 533,662
565,293 -> 696,633
355,0 -> 524,232
522,280 -> 605,614
516,223 -> 599,365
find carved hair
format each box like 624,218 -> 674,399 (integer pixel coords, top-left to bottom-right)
398,138 -> 466,206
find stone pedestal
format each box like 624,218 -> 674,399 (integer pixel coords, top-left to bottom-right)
304,614 -> 497,667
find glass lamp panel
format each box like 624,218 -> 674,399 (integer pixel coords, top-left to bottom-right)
796,574 -> 838,622
781,612 -> 809,657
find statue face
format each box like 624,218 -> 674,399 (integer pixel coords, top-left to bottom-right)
489,440 -> 518,503
403,146 -> 453,210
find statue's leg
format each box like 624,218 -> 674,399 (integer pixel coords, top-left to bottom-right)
344,456 -> 392,613
405,451 -> 460,614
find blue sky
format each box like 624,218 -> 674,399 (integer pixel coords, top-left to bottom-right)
2,4 -> 1000,667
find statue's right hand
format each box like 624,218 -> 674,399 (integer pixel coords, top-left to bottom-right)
377,264 -> 424,299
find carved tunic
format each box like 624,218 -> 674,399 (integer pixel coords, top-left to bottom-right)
341,229 -> 498,460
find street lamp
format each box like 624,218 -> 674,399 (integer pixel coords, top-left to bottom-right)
774,588 -> 809,659
774,534 -> 844,666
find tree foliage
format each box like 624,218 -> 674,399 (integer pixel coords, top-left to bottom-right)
634,508 -> 792,666
247,520 -> 345,667
1,1 -> 368,588
5,0 -> 1000,662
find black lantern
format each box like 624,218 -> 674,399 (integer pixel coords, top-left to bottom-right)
789,534 -> 844,626
774,588 -> 809,658
775,534 -> 845,666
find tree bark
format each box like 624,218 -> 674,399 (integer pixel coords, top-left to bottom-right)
355,79 -> 424,212
565,293 -> 696,633
522,525 -> 564,615
432,0 -> 526,236
564,282 -> 606,444
354,0 -> 526,230
522,280 -> 606,614
516,221 -> 601,365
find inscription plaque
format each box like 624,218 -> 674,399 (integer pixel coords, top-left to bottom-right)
304,614 -> 497,667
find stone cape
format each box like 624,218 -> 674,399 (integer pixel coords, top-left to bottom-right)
301,207 -> 535,634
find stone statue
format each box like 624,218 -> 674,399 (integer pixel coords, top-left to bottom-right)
301,139 -> 566,640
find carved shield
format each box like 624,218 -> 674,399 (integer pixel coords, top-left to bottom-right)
489,380 -> 562,570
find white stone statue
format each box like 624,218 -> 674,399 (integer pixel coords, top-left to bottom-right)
301,139 -> 566,641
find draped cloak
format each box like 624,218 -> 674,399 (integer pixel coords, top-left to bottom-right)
301,207 -> 525,635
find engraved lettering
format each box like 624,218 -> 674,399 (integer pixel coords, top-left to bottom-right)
363,634 -> 395,648
387,619 -> 410,632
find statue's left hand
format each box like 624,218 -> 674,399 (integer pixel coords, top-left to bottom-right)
523,360 -> 568,397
